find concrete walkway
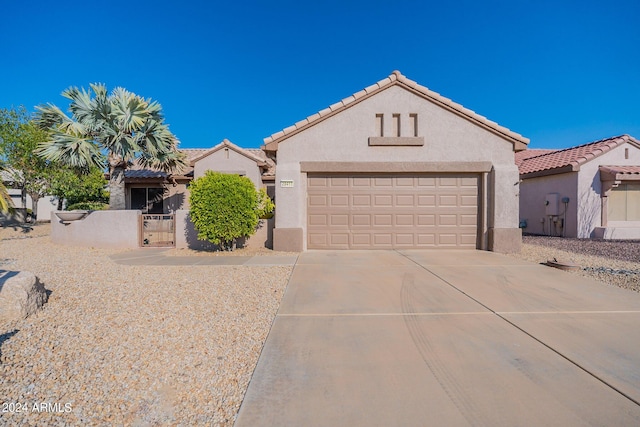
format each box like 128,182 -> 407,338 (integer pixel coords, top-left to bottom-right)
235,249 -> 640,426
109,248 -> 298,266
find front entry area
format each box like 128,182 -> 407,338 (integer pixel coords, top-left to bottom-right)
307,173 -> 479,249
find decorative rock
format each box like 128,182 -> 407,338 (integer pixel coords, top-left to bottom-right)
0,270 -> 48,322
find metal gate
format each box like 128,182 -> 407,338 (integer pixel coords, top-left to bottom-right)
140,214 -> 175,247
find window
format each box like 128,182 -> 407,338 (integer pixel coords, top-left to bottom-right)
131,187 -> 164,214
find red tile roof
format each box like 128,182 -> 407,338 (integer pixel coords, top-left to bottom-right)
599,165 -> 640,177
518,135 -> 640,177
514,149 -> 556,166
263,70 -> 529,150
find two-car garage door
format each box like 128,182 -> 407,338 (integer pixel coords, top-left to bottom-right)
307,174 -> 479,249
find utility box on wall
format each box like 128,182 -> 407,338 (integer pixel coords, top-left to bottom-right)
545,193 -> 560,216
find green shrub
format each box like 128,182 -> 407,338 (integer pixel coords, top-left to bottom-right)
189,172 -> 271,251
257,188 -> 275,219
66,202 -> 109,211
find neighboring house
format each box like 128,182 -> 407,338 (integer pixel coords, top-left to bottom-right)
517,134 -> 640,239
1,168 -> 58,222
263,70 -> 528,252
124,139 -> 275,214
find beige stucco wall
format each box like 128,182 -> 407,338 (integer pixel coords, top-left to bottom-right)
519,173 -> 579,236
50,210 -> 141,248
175,210 -> 273,250
193,148 -> 263,189
273,84 -> 521,251
578,142 -> 640,237
519,142 -> 640,238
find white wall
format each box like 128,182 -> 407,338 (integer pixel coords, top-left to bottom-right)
7,189 -> 58,221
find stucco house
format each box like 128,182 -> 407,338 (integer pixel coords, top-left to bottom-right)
263,71 -> 529,253
124,139 -> 275,214
1,168 -> 58,222
517,134 -> 640,239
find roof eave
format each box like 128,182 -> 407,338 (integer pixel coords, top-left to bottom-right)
521,165 -> 576,179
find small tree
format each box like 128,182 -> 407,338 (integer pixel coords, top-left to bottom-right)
189,172 -> 274,251
0,107 -> 55,220
49,166 -> 109,210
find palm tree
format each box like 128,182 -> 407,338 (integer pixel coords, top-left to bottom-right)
35,84 -> 186,210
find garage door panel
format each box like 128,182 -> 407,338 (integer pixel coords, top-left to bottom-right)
330,233 -> 349,247
418,214 -> 436,225
374,177 -> 393,186
460,214 -> 477,226
308,174 -> 479,249
352,233 -> 372,247
374,195 -> 393,206
352,214 -> 371,226
461,195 -> 478,206
352,177 -> 371,187
395,233 -> 415,245
353,194 -> 371,207
308,233 -> 328,248
460,234 -> 478,245
438,214 -> 458,226
330,177 -> 349,187
329,194 -> 349,207
396,177 -> 415,186
396,195 -> 414,206
308,176 -> 328,187
308,195 -> 328,207
395,214 -> 414,226
308,214 -> 328,226
373,214 -> 393,226
373,234 -> 392,246
330,214 -> 349,226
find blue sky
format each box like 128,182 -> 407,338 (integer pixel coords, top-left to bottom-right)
1,0 -> 638,150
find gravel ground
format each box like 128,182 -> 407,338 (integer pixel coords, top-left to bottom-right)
509,235 -> 640,292
3,225 -> 638,424
0,224 -> 292,426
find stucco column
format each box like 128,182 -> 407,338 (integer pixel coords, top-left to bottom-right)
488,165 -> 521,253
273,162 -> 305,251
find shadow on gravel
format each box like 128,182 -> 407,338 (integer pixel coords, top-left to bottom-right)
0,329 -> 19,360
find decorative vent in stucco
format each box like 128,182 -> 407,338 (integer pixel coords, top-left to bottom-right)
369,113 -> 424,146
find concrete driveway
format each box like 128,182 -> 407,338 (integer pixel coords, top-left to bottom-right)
235,250 -> 640,426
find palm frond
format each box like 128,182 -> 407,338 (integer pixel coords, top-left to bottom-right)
111,87 -> 148,133
35,133 -> 105,171
137,147 -> 187,174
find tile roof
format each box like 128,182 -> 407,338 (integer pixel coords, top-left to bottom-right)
514,149 -> 556,167
518,135 -> 640,177
599,165 -> 640,177
124,169 -> 168,179
189,139 -> 267,166
263,70 -> 529,150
